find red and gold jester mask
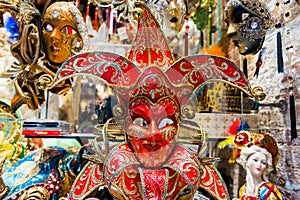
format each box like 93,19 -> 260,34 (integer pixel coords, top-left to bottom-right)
125,67 -> 190,167
54,1 -> 263,168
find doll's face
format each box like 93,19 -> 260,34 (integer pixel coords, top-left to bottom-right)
43,4 -> 83,66
127,102 -> 179,168
247,152 -> 267,177
225,2 -> 265,55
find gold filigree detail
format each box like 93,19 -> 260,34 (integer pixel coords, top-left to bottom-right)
18,186 -> 50,200
251,86 -> 266,101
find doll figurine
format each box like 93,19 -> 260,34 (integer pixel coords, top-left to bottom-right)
229,131 -> 282,200
225,0 -> 272,55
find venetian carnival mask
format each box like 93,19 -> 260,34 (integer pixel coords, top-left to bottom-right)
43,2 -> 87,66
126,69 -> 181,167
5,1 -> 88,112
225,0 -> 272,55
163,0 -> 186,33
55,0 -> 264,171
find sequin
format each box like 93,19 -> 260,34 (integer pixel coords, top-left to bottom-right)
251,22 -> 258,29
52,11 -> 59,18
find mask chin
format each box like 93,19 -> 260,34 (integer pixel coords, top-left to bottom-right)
239,37 -> 265,55
127,127 -> 177,168
133,140 -> 175,168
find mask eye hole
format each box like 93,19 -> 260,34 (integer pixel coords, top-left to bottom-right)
230,5 -> 253,24
133,117 -> 148,128
242,13 -> 250,21
158,118 -> 174,129
61,26 -> 77,35
44,23 -> 53,32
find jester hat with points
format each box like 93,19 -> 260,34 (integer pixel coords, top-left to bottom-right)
54,1 -> 263,123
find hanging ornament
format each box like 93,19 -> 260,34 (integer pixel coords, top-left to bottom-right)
276,28 -> 284,73
207,1 -> 213,46
254,47 -> 266,78
94,7 -> 99,30
242,56 -> 248,79
288,74 -> 297,141
284,22 -> 297,140
274,1 -> 284,73
184,24 -> 189,56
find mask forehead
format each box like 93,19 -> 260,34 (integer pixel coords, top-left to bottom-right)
129,96 -> 180,123
44,2 -> 79,22
127,68 -> 188,123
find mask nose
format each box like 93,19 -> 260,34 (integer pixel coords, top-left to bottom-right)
226,23 -> 237,38
50,28 -> 61,40
259,161 -> 264,168
147,120 -> 158,137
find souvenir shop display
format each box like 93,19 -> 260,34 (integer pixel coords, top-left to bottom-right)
51,1 -> 266,199
0,0 -> 299,199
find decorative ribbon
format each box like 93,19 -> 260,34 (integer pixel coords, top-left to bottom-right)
184,25 -> 189,56
94,7 -> 99,30
242,56 -> 247,79
276,31 -> 284,73
254,48 -> 266,78
289,76 -> 297,140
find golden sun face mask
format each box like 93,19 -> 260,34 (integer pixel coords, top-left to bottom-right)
43,2 -> 88,66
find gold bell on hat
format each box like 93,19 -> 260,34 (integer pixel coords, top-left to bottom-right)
0,156 -> 9,199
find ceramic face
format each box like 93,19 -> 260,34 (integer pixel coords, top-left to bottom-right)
225,2 -> 265,55
127,100 -> 179,168
247,152 -> 267,177
43,3 -> 83,66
